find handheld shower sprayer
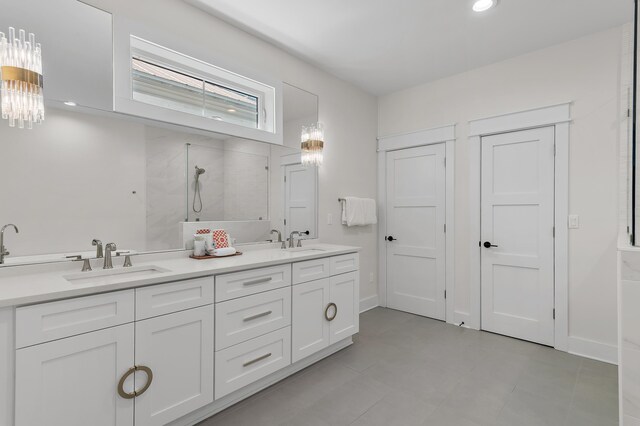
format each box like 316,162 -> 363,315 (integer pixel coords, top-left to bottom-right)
193,166 -> 206,213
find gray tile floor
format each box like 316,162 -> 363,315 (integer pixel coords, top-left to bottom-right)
200,308 -> 619,426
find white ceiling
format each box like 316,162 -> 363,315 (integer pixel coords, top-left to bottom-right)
187,0 -> 632,95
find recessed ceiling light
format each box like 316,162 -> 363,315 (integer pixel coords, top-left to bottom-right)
227,108 -> 236,113
473,0 -> 497,12
63,101 -> 77,107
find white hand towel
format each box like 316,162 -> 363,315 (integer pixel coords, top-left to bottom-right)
213,247 -> 237,257
342,197 -> 377,227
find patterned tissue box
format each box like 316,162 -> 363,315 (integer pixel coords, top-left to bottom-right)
212,229 -> 229,248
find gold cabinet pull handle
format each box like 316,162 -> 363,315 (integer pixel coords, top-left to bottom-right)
243,352 -> 272,367
243,310 -> 273,322
117,365 -> 153,399
243,277 -> 272,286
325,302 -> 337,322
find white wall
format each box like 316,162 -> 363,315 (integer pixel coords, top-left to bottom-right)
379,27 -> 624,359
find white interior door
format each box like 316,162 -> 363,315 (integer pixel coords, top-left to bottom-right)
480,126 -> 555,346
386,144 -> 446,320
284,164 -> 317,237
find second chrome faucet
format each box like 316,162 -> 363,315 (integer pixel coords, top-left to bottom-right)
103,243 -> 117,269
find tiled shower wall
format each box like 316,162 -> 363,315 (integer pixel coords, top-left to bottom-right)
145,128 -> 271,251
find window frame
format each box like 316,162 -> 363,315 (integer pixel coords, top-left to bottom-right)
113,26 -> 282,145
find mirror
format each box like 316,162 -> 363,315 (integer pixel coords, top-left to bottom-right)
633,0 -> 639,245
0,83 -> 318,265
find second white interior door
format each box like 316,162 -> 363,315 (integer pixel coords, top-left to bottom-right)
480,126 -> 555,346
386,144 -> 446,320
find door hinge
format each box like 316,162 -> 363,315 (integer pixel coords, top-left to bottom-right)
553,308 -> 556,320
444,290 -> 447,299
444,157 -> 446,167
284,219 -> 287,225
553,226 -> 555,238
284,175 -> 287,182
444,224 -> 446,233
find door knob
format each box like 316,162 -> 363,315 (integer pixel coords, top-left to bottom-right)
386,236 -> 397,242
483,241 -> 498,248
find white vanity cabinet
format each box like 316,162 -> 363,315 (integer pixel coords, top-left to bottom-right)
7,248 -> 360,426
15,324 -> 135,426
14,277 -> 215,426
134,305 -> 214,426
292,254 -> 360,363
213,266 -> 294,398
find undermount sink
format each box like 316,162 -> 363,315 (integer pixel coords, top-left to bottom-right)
286,247 -> 327,253
64,265 -> 171,285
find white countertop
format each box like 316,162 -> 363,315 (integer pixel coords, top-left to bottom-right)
0,243 -> 360,308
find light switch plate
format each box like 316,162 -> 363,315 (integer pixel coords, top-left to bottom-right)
327,213 -> 333,225
568,215 -> 579,229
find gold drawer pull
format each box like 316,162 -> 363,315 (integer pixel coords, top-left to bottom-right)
117,365 -> 153,399
243,277 -> 273,286
243,352 -> 272,367
325,303 -> 337,322
243,310 -> 273,322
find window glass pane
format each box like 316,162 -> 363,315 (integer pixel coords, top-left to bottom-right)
204,81 -> 259,128
131,57 -> 260,130
132,57 -> 204,116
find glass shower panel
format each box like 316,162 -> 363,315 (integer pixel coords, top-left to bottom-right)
185,143 -> 269,222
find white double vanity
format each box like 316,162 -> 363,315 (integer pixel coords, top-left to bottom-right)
0,244 -> 360,426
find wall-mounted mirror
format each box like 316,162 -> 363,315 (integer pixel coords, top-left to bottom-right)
0,83 -> 318,266
632,0 -> 639,245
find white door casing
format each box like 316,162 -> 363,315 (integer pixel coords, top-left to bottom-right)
480,126 -> 555,346
284,163 -> 317,238
385,144 -> 447,320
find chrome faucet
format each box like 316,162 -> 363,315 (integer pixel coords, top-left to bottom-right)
270,229 -> 286,249
0,224 -> 19,264
288,231 -> 301,248
289,230 -> 310,248
92,239 -> 103,258
103,243 -> 117,269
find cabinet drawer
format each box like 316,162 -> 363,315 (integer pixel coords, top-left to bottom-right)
330,253 -> 359,276
215,327 -> 291,398
215,265 -> 291,302
16,290 -> 134,349
136,277 -> 214,320
216,287 -> 291,350
292,258 -> 331,285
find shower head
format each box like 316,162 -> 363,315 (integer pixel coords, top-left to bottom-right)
195,166 -> 206,175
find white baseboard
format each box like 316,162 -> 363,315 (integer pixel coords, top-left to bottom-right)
359,295 -> 379,313
568,336 -> 618,365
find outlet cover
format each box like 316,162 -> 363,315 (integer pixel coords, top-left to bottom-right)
568,215 -> 579,229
